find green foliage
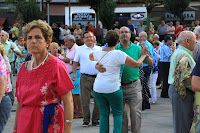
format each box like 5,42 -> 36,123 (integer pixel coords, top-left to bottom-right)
99,0 -> 116,29
164,0 -> 191,22
79,0 -> 105,10
22,1 -> 41,23
5,0 -> 41,23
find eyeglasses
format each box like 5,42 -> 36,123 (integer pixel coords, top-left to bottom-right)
84,36 -> 93,39
120,31 -> 130,34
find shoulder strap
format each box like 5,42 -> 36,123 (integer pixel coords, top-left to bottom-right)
97,51 -> 109,63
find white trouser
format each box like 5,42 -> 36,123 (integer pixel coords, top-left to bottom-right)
151,72 -> 158,101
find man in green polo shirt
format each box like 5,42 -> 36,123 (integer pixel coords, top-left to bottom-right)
97,27 -> 153,133
0,31 -> 21,105
0,31 -> 21,62
168,31 -> 196,133
116,26 -> 153,133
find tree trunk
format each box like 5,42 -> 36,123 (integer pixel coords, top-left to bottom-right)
17,1 -> 24,36
146,11 -> 151,39
95,8 -> 99,28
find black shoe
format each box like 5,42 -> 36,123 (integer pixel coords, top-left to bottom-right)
161,95 -> 169,98
158,86 -> 162,89
82,122 -> 89,127
92,121 -> 99,126
145,101 -> 151,109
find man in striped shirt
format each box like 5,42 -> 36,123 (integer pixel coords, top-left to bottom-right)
159,35 -> 176,98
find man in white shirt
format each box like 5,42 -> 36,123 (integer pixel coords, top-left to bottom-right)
72,31 -> 101,127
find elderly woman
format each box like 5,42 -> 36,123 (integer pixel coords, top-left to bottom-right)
49,42 -> 64,59
13,20 -> 74,133
89,30 -> 149,133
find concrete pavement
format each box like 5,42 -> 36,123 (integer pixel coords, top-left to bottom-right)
3,75 -> 174,133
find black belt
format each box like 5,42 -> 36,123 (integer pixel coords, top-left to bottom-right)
82,73 -> 97,78
121,79 -> 138,85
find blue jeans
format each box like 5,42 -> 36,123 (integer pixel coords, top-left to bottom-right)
0,95 -> 12,132
93,89 -> 123,133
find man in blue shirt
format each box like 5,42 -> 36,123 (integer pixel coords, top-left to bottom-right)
139,31 -> 154,82
160,35 -> 176,98
126,19 -> 136,35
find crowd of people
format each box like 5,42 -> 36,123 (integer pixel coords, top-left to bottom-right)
0,18 -> 200,133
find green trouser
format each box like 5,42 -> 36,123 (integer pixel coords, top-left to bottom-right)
93,89 -> 123,133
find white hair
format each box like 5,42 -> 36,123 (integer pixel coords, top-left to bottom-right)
1,31 -> 9,39
140,31 -> 147,38
64,34 -> 76,43
194,26 -> 200,38
178,31 -> 195,44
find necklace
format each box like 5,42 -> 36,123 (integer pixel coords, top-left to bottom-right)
31,53 -> 49,70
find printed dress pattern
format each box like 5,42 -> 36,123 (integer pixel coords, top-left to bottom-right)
16,56 -> 74,133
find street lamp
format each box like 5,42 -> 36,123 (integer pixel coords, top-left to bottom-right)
46,0 -> 52,25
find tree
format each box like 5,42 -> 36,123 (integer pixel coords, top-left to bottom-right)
99,0 -> 116,30
79,0 -> 106,27
118,0 -> 164,38
164,0 -> 191,23
144,0 -> 164,38
22,1 -> 41,23
5,0 -> 41,36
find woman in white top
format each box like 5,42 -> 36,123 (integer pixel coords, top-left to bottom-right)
89,30 -> 149,133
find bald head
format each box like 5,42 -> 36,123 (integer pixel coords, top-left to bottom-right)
139,31 -> 147,42
153,34 -> 159,40
119,26 -> 131,43
178,31 -> 197,51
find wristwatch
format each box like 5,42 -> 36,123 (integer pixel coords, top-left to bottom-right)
65,120 -> 73,123
70,60 -> 73,65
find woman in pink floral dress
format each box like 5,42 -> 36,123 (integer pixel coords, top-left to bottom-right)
13,20 -> 74,133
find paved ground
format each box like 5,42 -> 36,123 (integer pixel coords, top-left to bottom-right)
3,76 -> 174,133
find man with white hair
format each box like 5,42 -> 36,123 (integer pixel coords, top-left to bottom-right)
192,26 -> 200,62
153,34 -> 163,47
138,31 -> 154,82
168,31 -> 197,133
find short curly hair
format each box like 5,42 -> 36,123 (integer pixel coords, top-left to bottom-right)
106,30 -> 119,47
23,20 -> 53,41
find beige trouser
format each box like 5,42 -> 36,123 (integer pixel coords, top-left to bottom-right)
121,79 -> 142,133
80,74 -> 100,123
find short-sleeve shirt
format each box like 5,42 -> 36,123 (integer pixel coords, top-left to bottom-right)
66,44 -> 80,73
73,44 -> 102,75
167,26 -> 175,35
126,25 -> 135,32
93,50 -> 127,93
168,45 -> 195,85
0,54 -> 10,93
160,42 -> 172,62
15,56 -> 74,133
12,26 -> 19,38
158,24 -> 168,35
116,42 -> 143,82
3,41 -> 20,62
143,40 -> 154,67
175,26 -> 182,39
